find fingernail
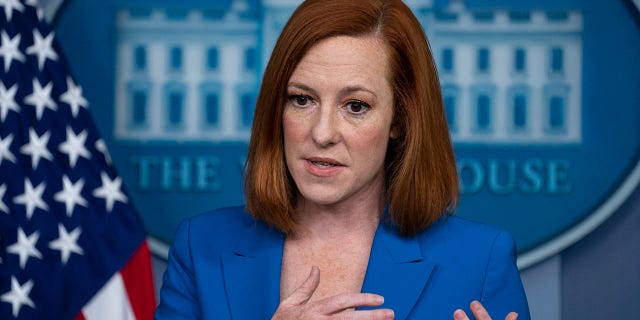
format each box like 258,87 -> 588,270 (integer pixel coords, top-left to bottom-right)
453,309 -> 468,320
376,295 -> 385,304
384,309 -> 394,319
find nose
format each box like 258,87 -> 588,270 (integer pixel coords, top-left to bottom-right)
311,105 -> 340,147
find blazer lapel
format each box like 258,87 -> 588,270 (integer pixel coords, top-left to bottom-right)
219,219 -> 434,319
361,222 -> 435,320
221,221 -> 284,319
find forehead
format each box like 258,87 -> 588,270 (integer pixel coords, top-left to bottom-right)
290,35 -> 391,82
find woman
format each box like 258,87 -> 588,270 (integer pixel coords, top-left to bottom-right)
156,0 -> 530,319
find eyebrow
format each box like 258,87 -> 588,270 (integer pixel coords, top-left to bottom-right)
287,82 -> 377,98
287,82 -> 317,95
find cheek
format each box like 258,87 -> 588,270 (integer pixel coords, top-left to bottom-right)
282,113 -> 306,160
351,126 -> 392,157
282,113 -> 299,145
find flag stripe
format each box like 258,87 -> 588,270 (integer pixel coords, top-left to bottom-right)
120,242 -> 156,320
81,272 -> 136,320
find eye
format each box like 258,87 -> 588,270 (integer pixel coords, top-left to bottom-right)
287,94 -> 313,107
346,100 -> 370,115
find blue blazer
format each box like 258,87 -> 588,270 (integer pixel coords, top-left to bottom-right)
155,206 -> 530,319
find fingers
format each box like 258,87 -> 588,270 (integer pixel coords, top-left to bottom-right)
470,300 -> 491,320
349,308 -> 395,320
310,287 -> 390,318
453,309 -> 470,320
321,292 -> 385,311
275,266 -> 394,319
453,301 -> 518,320
284,266 -> 321,306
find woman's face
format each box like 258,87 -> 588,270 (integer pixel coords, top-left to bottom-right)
283,35 -> 397,209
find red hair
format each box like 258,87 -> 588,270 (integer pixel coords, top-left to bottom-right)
244,0 -> 458,236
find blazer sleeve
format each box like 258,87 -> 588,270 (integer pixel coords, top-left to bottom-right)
480,231 -> 531,320
155,219 -> 201,319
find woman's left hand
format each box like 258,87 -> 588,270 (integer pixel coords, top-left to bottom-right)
453,301 -> 518,320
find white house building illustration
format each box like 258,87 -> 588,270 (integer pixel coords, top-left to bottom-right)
114,0 -> 261,142
113,0 -> 583,144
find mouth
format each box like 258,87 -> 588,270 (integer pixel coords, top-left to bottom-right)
310,160 -> 337,168
306,157 -> 344,168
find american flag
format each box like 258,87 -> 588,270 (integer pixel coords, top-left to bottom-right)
0,1 -> 155,319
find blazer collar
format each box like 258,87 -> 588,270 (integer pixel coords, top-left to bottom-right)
221,219 -> 434,320
361,221 -> 435,320
221,220 -> 284,319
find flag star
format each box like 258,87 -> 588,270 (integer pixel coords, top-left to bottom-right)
60,77 -> 88,117
13,178 -> 48,220
0,183 -> 9,213
0,277 -> 35,318
49,224 -> 83,264
0,133 -> 16,165
0,0 -> 25,21
59,127 -> 91,167
23,78 -> 57,120
20,128 -> 53,169
0,31 -> 25,71
25,29 -> 58,70
54,175 -> 88,217
24,0 -> 38,8
0,82 -> 19,122
7,228 -> 42,269
93,172 -> 128,212
24,0 -> 43,21
95,139 -> 112,165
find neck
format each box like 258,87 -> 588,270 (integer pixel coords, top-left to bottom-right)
292,182 -> 385,241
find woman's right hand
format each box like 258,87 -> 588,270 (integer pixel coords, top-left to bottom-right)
271,266 -> 395,320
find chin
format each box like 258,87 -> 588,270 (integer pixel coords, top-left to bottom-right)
297,188 -> 345,207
